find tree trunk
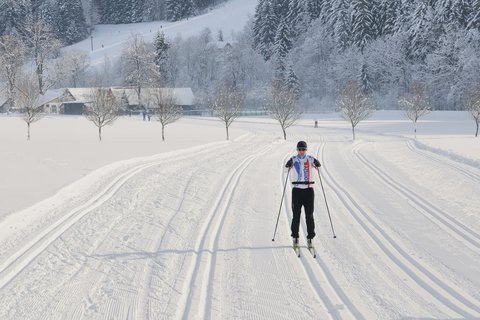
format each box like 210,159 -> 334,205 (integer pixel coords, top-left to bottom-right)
414,121 -> 417,139
476,121 -> 479,138
162,124 -> 165,141
282,127 -> 287,140
37,63 -> 44,94
226,124 -> 229,141
27,122 -> 30,140
352,125 -> 355,141
98,126 -> 102,141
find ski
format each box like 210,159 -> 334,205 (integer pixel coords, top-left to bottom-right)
307,245 -> 317,258
293,245 -> 301,257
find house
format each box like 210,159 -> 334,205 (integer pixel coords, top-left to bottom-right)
63,88 -> 97,115
206,40 -> 237,51
113,87 -> 196,114
36,89 -> 74,114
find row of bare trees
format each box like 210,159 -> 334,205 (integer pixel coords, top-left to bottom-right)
337,81 -> 430,141
337,80 -> 480,140
75,87 -> 182,142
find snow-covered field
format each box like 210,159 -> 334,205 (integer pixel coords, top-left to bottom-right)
0,111 -> 479,319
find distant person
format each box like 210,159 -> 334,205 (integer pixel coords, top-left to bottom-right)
285,141 -> 321,250
142,110 -> 147,121
314,120 -> 318,128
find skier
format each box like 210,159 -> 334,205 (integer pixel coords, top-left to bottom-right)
285,141 -> 321,250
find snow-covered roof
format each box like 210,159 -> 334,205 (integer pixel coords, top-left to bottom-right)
35,89 -> 68,107
120,88 -> 195,106
206,41 -> 237,50
66,88 -> 96,103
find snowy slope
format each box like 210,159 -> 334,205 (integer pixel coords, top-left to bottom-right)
0,112 -> 479,319
65,0 -> 258,66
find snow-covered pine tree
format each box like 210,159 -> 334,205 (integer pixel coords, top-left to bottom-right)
52,0 -> 88,44
350,0 -> 376,52
154,31 -> 170,84
285,64 -> 300,98
306,0 -> 322,21
407,0 -> 436,60
286,0 -> 306,38
253,0 -> 278,60
329,0 -> 351,51
272,17 -> 293,75
376,0 -> 401,36
166,0 -> 195,21
359,62 -> 374,94
467,0 -> 480,29
435,0 -> 471,30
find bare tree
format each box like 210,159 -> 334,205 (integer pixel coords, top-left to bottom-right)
211,85 -> 244,140
399,82 -> 431,138
15,73 -> 43,140
464,84 -> 480,137
121,33 -> 160,107
84,88 -> 120,141
52,50 -> 90,88
148,88 -> 182,141
267,86 -> 302,140
0,34 -> 26,112
337,81 -> 373,141
21,18 -> 61,94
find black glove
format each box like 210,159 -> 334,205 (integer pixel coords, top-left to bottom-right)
313,159 -> 321,168
285,158 -> 293,168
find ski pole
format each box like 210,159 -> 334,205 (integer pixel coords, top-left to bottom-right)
317,168 -> 337,238
272,168 -> 290,241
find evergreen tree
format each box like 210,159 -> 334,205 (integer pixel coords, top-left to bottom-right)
166,0 -> 195,21
286,0 -> 306,38
359,62 -> 374,94
306,0 -> 322,21
407,0 -> 436,60
468,0 -> 480,29
329,0 -> 351,51
253,0 -> 278,60
377,0 -> 401,36
273,18 -> 293,69
154,31 -> 170,84
53,0 -> 88,44
351,0 -> 376,52
286,65 -> 300,98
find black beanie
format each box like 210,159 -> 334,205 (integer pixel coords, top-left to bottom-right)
297,141 -> 307,149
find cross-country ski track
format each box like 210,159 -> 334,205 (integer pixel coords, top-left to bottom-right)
0,121 -> 479,320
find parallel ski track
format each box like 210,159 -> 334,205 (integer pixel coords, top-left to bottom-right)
280,152 -> 363,320
178,144 -> 274,319
405,140 -> 480,184
354,142 -> 480,253
137,165 -> 199,320
0,142 -> 228,291
70,141 -> 254,320
319,142 -> 480,319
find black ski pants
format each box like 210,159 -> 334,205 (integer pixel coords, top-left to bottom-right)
291,187 -> 316,239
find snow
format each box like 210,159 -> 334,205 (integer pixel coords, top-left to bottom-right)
64,0 -> 259,67
0,110 -> 479,319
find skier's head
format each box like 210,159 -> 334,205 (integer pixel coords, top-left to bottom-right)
297,141 -> 307,154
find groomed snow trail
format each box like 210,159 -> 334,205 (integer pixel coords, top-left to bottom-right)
1,122 -> 479,319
